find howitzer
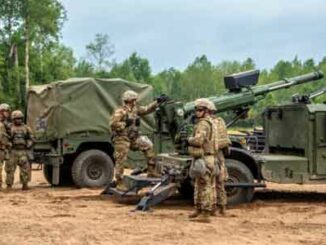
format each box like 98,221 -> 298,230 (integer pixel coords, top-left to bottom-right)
103,70 -> 324,211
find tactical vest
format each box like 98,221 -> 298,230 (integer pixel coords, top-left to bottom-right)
215,117 -> 231,149
11,125 -> 30,149
112,106 -> 140,140
188,118 -> 218,157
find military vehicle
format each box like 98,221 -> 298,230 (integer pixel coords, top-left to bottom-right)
27,78 -> 174,187
104,70 -> 324,210
246,86 -> 326,153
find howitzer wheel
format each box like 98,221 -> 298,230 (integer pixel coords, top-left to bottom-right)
225,159 -> 254,205
72,150 -> 114,188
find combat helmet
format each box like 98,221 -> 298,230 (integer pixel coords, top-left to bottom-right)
194,98 -> 211,110
0,103 -> 11,111
122,90 -> 138,102
11,110 -> 24,120
207,100 -> 217,112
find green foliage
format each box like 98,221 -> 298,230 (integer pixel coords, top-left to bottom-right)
86,33 -> 114,71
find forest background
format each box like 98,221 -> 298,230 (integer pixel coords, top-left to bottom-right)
1,0 -> 326,126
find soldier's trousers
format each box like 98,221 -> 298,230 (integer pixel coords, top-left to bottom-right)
212,150 -> 228,208
5,150 -> 30,186
113,136 -> 155,181
194,155 -> 216,212
0,150 -> 6,187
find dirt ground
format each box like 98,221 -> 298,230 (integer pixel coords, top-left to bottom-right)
0,169 -> 325,245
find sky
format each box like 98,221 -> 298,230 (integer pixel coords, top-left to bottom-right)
60,0 -> 326,73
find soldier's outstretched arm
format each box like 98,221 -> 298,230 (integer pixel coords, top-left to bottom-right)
111,108 -> 127,132
137,101 -> 158,116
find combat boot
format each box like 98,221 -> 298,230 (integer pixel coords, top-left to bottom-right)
22,183 -> 29,191
6,184 -> 12,190
219,205 -> 226,215
188,209 -> 201,219
116,180 -> 128,192
147,165 -> 160,178
195,211 -> 211,223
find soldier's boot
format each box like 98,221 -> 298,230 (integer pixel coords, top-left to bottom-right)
210,208 -> 217,217
116,179 -> 128,192
188,209 -> 201,219
6,184 -> 12,189
219,205 -> 226,215
22,183 -> 29,191
195,211 -> 211,223
147,164 -> 160,178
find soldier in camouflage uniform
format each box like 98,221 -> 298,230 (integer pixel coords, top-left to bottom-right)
207,100 -> 231,215
111,90 -> 167,189
0,103 -> 12,135
6,110 -> 34,190
187,98 -> 218,222
0,109 -> 10,190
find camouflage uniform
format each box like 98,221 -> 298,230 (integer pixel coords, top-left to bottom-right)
188,99 -> 218,218
0,103 -> 11,189
207,100 -> 231,213
0,122 -> 10,188
6,111 -> 34,189
111,90 -> 158,184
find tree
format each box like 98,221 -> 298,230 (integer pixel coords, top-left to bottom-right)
86,33 -> 114,71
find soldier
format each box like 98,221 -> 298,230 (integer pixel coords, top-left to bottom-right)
6,110 -> 34,190
111,90 -> 167,189
0,109 -> 10,190
187,98 -> 218,222
207,100 -> 231,215
0,103 -> 12,134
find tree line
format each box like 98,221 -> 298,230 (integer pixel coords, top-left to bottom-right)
1,0 -> 326,126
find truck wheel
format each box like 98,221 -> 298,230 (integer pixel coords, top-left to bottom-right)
225,159 -> 254,205
43,164 -> 74,186
71,150 -> 114,188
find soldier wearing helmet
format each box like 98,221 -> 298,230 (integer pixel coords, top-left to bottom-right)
110,90 -> 168,190
207,100 -> 230,215
6,110 -> 34,190
0,104 -> 11,190
0,103 -> 12,134
187,98 -> 218,222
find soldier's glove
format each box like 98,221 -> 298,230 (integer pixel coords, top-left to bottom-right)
156,94 -> 169,104
125,118 -> 134,127
135,117 -> 141,127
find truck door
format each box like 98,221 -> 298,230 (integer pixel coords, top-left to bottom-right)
314,112 -> 326,175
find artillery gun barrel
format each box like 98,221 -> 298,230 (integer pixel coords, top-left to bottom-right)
183,71 -> 324,114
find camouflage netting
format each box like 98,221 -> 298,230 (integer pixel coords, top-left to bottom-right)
27,78 -> 155,140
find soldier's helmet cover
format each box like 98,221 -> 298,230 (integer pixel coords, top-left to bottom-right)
0,103 -> 11,111
207,100 -> 217,112
194,98 -> 211,109
11,110 -> 24,120
122,90 -> 138,102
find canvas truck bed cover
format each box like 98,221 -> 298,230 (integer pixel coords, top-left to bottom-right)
27,78 -> 156,140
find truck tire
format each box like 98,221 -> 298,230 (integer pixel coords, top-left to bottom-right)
71,150 -> 114,188
43,164 -> 74,186
225,159 -> 254,205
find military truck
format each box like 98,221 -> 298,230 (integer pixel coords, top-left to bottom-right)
104,70 -> 324,210
27,78 -> 174,187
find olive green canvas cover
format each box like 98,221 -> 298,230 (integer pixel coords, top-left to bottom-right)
27,78 -> 155,140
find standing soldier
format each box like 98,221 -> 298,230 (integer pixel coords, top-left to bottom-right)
0,103 -> 12,134
110,90 -> 167,189
187,98 -> 218,222
207,100 -> 231,215
0,109 -> 10,190
6,110 -> 34,190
